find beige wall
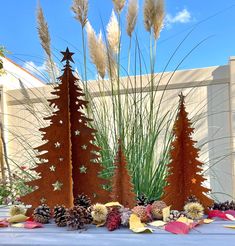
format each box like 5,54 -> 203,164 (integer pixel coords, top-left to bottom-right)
5,58 -> 235,201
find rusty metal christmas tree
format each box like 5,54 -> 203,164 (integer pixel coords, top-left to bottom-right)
110,140 -> 136,208
162,94 -> 213,211
21,48 -> 109,209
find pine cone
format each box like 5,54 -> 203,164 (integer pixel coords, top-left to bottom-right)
186,195 -> 199,204
151,201 -> 167,220
166,210 -> 186,222
66,206 -> 90,230
106,208 -> 121,231
132,206 -> 149,222
33,204 -> 51,224
54,205 -> 67,227
136,194 -> 149,206
74,193 -> 91,209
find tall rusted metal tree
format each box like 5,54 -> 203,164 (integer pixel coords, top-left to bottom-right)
110,140 -> 136,208
163,94 -> 213,211
21,48 -> 109,209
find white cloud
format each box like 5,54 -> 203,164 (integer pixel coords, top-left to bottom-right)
165,8 -> 192,27
23,61 -> 46,77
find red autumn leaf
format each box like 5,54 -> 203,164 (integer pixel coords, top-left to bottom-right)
165,221 -> 190,234
208,210 -> 229,220
0,221 -> 9,227
26,217 -> 34,222
24,221 -> 43,229
225,210 -> 235,217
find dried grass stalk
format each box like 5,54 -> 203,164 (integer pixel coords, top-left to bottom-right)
112,0 -> 126,13
86,22 -> 106,79
71,0 -> 88,28
107,11 -> 120,54
37,3 -> 51,58
153,0 -> 164,39
126,0 -> 138,37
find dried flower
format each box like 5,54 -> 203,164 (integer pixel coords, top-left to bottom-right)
71,0 -> 88,28
126,0 -> 138,37
112,0 -> 126,13
9,205 -> 26,217
37,3 -> 51,58
86,22 -> 106,79
184,202 -> 204,220
153,0 -> 164,39
107,11 -> 120,54
91,203 -> 108,223
119,207 -> 132,226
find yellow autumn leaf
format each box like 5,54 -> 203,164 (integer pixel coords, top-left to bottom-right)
203,219 -> 214,224
162,206 -> 171,222
148,221 -> 166,227
8,214 -> 29,223
11,223 -> 24,228
177,217 -> 193,224
105,202 -> 123,207
96,221 -> 106,227
129,214 -> 153,233
224,225 -> 235,229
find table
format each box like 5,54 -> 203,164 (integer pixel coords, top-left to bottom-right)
1,206 -> 235,246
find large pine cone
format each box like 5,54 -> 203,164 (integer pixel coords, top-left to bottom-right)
66,206 -> 91,230
74,193 -> 91,209
54,205 -> 67,227
33,204 -> 51,224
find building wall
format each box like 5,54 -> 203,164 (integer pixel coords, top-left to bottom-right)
5,58 -> 235,201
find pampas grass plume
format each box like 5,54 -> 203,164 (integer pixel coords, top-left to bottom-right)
126,0 -> 139,37
71,0 -> 88,28
153,0 -> 164,39
143,0 -> 155,32
107,11 -> 120,54
112,0 -> 126,13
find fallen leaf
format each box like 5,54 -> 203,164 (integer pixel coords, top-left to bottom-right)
225,214 -> 235,221
165,221 -> 190,234
203,219 -> 214,224
129,214 -> 153,233
11,223 -> 24,228
208,210 -> 228,220
148,221 -> 166,227
24,221 -> 43,229
105,202 -> 122,208
0,221 -> 8,228
162,206 -> 171,222
177,217 -> 193,224
225,210 -> 235,217
224,225 -> 235,229
8,214 -> 29,223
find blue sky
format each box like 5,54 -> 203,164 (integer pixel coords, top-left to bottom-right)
1,0 -> 235,80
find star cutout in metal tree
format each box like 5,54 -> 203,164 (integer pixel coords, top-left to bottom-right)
54,142 -> 61,148
75,130 -> 80,136
61,47 -> 74,63
52,181 -> 63,191
79,165 -> 87,174
81,145 -> 87,150
50,165 -> 56,172
40,197 -> 47,204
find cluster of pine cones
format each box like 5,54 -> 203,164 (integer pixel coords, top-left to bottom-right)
211,201 -> 235,211
33,194 -> 92,230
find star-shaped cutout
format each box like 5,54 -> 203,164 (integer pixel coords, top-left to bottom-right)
75,130 -> 80,136
61,48 -> 74,63
52,181 -> 63,191
191,178 -> 197,184
59,157 -> 64,162
79,165 -> 87,174
59,120 -> 63,124
54,142 -> 61,148
40,197 -> 47,204
93,193 -> 97,198
81,145 -> 87,150
50,165 -> 56,172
